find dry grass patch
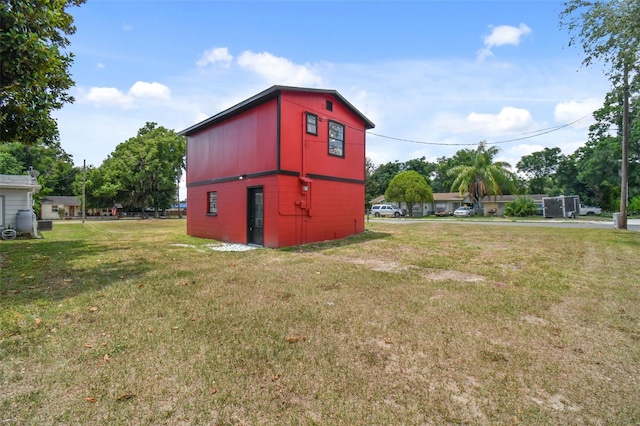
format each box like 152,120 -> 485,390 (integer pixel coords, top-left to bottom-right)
1,219 -> 639,425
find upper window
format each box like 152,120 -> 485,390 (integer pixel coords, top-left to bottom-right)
306,112 -> 318,135
328,121 -> 345,158
326,100 -> 333,111
208,191 -> 217,215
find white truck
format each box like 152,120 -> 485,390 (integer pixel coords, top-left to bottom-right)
579,204 -> 602,216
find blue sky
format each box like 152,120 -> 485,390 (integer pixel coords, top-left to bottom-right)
54,0 -> 613,197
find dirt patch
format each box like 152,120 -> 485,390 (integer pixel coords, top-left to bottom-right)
521,315 -> 548,326
425,269 -> 485,283
340,257 -> 417,273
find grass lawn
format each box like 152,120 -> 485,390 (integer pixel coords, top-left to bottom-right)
1,219 -> 639,425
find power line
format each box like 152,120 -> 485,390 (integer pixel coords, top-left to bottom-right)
366,115 -> 591,147
283,95 -> 592,147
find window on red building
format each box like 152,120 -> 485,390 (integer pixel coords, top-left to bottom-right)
306,112 -> 318,135
208,191 -> 217,215
328,121 -> 345,157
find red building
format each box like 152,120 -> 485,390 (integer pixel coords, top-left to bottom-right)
179,85 -> 375,248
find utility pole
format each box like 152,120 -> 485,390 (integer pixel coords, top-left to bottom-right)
82,159 -> 86,224
619,65 -> 630,230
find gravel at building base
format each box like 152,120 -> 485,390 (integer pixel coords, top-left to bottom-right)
206,243 -> 258,252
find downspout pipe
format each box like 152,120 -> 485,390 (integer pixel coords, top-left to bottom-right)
27,187 -> 41,239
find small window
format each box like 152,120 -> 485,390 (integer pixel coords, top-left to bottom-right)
326,100 -> 333,111
306,112 -> 317,135
208,191 -> 217,215
328,120 -> 345,157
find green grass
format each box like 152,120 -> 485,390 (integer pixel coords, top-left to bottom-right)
1,219 -> 639,425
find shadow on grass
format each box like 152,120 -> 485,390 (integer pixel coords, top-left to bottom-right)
0,239 -> 153,307
279,230 -> 392,253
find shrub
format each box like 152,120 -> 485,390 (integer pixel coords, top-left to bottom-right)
504,196 -> 538,217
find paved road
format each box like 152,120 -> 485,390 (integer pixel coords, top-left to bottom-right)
368,217 -> 640,231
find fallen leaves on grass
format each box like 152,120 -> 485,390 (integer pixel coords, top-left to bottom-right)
88,306 -> 98,312
85,397 -> 97,403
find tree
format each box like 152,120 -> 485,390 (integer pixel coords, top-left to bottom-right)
448,142 -> 517,206
384,170 -> 434,217
584,82 -> 640,207
516,147 -> 563,194
575,136 -> 624,209
0,141 -> 77,195
554,153 -> 584,197
401,156 -> 436,180
1,0 -> 85,145
365,160 -> 402,203
561,0 -> 640,228
430,149 -> 477,193
94,123 -> 185,216
72,165 -> 120,211
0,151 -> 23,174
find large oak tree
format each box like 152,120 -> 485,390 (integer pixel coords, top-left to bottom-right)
1,0 -> 85,145
561,0 -> 640,228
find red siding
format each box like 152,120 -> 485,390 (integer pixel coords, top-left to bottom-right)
273,175 -> 364,247
186,100 -> 278,184
187,176 -> 279,246
279,92 -> 365,182
186,88 -> 369,248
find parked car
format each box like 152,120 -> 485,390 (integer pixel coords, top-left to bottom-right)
579,204 -> 602,216
370,204 -> 404,217
453,206 -> 474,217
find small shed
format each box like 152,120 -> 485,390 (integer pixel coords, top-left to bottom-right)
180,85 -> 375,248
0,174 -> 41,234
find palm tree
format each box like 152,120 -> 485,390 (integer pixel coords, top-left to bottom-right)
448,142 -> 517,208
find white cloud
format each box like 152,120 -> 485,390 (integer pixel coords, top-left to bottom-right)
79,81 -> 171,108
196,47 -> 233,68
440,107 -> 535,135
478,23 -> 532,61
467,107 -> 534,133
237,51 -> 323,86
83,87 -> 133,108
129,81 -> 171,100
554,98 -> 601,129
97,63 -> 105,70
123,23 -> 133,32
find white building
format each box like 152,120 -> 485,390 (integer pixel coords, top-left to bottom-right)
0,174 -> 41,235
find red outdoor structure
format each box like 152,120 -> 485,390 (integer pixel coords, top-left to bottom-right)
179,85 -> 375,248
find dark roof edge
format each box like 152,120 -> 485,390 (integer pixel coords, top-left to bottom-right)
178,85 -> 375,136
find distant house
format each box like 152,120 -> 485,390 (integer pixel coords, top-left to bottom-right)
375,193 -> 471,216
40,196 -> 81,219
481,194 -> 547,216
166,203 -> 187,217
180,85 -> 375,248
419,192 -> 470,216
0,174 -> 41,233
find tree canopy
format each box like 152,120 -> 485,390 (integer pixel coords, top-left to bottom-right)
448,142 -> 517,205
384,170 -> 433,217
79,123 -> 185,216
560,0 -> 640,226
0,0 -> 85,145
0,141 -> 77,195
516,147 -> 563,195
